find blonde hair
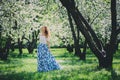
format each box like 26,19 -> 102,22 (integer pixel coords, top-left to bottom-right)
41,26 -> 50,38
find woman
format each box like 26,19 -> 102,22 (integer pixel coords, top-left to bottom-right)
37,26 -> 60,72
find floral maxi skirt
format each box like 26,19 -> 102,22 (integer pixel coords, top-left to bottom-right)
37,43 -> 60,72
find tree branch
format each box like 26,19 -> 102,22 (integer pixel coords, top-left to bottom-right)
110,0 -> 117,45
90,10 -> 103,25
76,8 -> 103,50
67,10 -> 77,43
22,36 -> 30,42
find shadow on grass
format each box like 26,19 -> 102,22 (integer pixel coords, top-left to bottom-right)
9,52 -> 37,59
0,59 -> 11,64
111,70 -> 120,80
0,59 -> 23,74
0,70 -> 70,80
0,72 -> 38,80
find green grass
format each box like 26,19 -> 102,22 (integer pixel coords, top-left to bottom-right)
0,48 -> 120,80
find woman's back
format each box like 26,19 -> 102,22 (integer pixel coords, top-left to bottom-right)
39,35 -> 47,44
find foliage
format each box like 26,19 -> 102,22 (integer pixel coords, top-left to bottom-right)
0,0 -> 73,47
75,0 -> 111,43
1,0 -> 119,47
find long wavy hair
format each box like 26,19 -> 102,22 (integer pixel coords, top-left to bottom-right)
41,26 -> 50,38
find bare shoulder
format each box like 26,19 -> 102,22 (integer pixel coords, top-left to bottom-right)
39,33 -> 42,36
46,37 -> 50,41
39,33 -> 43,37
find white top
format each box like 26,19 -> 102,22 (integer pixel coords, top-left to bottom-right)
39,35 -> 49,44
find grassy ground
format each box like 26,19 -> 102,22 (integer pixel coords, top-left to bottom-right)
0,48 -> 120,80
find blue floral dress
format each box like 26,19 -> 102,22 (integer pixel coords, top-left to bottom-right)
37,36 -> 60,72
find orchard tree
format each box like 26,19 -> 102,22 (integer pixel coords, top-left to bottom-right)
0,0 -> 42,58
59,0 -> 119,68
55,0 -> 112,60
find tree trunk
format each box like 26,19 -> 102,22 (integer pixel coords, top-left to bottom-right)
98,43 -> 113,68
11,43 -> 15,52
22,30 -> 39,54
0,48 -> 6,60
27,41 -> 34,54
67,10 -> 81,57
80,40 -> 87,60
116,40 -> 120,50
76,25 -> 81,57
99,0 -> 117,69
66,44 -> 73,52
18,38 -> 23,56
98,57 -> 112,69
74,44 -> 81,57
0,37 -> 11,60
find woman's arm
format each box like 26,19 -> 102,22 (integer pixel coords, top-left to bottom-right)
47,38 -> 50,49
47,41 -> 50,49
